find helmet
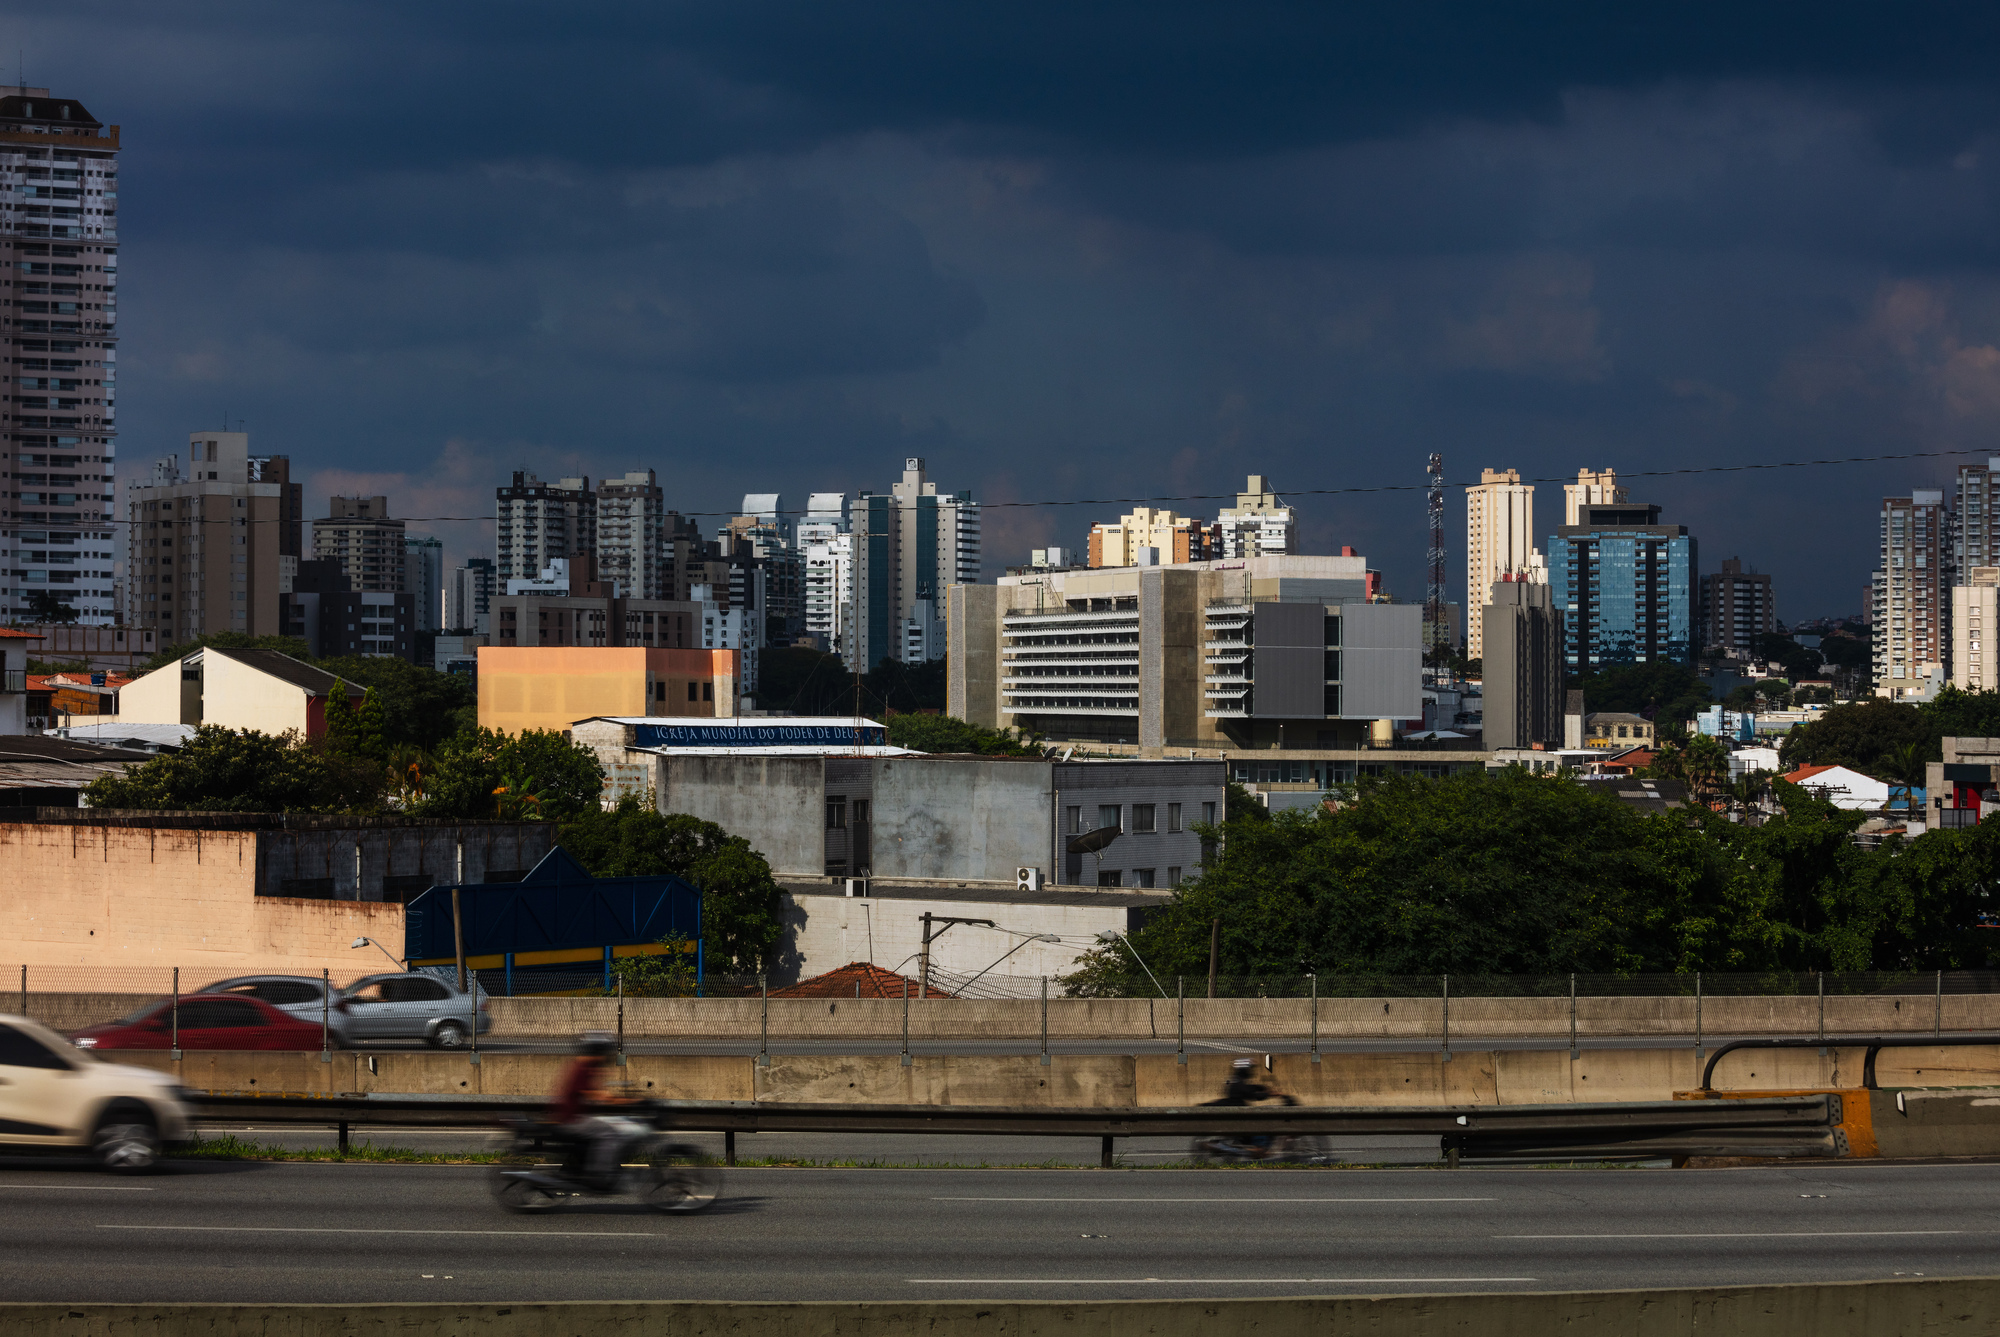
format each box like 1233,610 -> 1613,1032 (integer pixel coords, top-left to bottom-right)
1231,1057 -> 1254,1073
577,1032 -> 616,1057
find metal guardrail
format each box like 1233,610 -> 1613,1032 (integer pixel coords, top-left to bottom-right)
1700,1034 -> 2000,1092
185,1091 -> 1838,1166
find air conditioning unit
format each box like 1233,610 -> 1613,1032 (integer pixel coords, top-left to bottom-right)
844,878 -> 870,898
1016,866 -> 1045,892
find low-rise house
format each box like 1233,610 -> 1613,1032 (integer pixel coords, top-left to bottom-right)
1782,764 -> 1889,810
1583,711 -> 1655,749
117,647 -> 363,740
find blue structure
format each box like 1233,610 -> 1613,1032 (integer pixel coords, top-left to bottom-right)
1694,706 -> 1756,743
1548,502 -> 1696,673
403,846 -> 702,995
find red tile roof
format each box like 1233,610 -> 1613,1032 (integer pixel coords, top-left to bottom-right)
769,961 -> 956,999
0,628 -> 44,638
1785,764 -> 1839,783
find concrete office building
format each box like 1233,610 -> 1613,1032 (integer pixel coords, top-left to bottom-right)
444,557 -> 494,634
1480,575 -> 1564,749
126,432 -> 287,641
851,458 -> 979,670
1564,468 -> 1628,524
405,535 -> 443,634
1464,468 -> 1537,661
312,495 -> 405,597
1701,557 -> 1775,657
595,469 -> 666,599
1087,506 -> 1216,568
1213,476 -> 1295,559
1873,489 -> 1951,698
496,472 -> 595,586
0,88 -> 119,627
948,553 -> 1422,753
280,558 -> 414,660
1547,500 -> 1696,672
1954,568 -> 2000,691
576,736 -> 1225,889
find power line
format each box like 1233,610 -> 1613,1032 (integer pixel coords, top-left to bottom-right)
57,442 -> 1993,530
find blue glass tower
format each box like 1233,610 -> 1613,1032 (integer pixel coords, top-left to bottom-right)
1547,502 -> 1696,673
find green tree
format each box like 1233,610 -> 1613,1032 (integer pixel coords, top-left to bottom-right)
81,725 -> 386,813
316,655 -> 478,752
862,656 -> 946,713
415,727 -> 604,822
1778,699 -> 1932,777
884,713 -> 1037,756
562,793 -> 786,973
1920,686 -> 2000,747
1066,769 -> 1755,989
753,647 -> 860,715
1575,661 -> 1711,727
609,935 -> 700,997
25,591 -> 77,624
143,632 -> 312,672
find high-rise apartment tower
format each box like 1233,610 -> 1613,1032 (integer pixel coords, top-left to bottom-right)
1464,467 -> 1536,660
1873,489 -> 1950,698
126,433 -> 286,640
0,88 -> 119,624
596,469 -> 665,599
496,472 -> 595,586
851,458 -> 979,668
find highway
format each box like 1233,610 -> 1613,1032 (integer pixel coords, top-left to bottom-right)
1,1158 -> 1994,1302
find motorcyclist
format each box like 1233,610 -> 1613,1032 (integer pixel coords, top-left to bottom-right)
548,1033 -> 631,1186
1222,1057 -> 1276,1106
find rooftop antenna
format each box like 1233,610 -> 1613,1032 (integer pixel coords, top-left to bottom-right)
1425,452 -> 1446,686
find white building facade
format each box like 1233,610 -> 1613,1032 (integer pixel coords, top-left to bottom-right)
495,472 -> 594,587
1954,567 -> 1999,691
851,459 -> 979,669
1213,475 -> 1295,559
595,469 -> 665,599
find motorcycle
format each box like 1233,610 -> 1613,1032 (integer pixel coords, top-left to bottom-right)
1190,1092 -> 1334,1165
488,1101 -> 722,1214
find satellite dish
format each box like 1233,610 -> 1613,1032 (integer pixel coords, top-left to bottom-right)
1067,825 -> 1120,855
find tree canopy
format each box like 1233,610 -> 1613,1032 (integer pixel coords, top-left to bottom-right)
884,713 -> 1036,756
1574,661 -> 1711,725
1779,690 -> 2000,779
562,794 -> 786,974
413,727 -> 605,823
1063,767 -> 2000,993
81,726 -> 385,814
316,655 -> 477,752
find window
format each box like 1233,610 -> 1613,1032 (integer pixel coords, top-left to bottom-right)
1133,868 -> 1156,888
1202,801 -> 1217,825
1066,806 -> 1082,834
1098,804 -> 1121,832
0,1021 -> 71,1069
853,799 -> 870,825
827,798 -> 847,829
1132,803 -> 1156,833
179,999 -> 266,1029
1167,867 -> 1182,886
1167,802 -> 1182,833
1098,869 -> 1123,887
703,683 -> 713,701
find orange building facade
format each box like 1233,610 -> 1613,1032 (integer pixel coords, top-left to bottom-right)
476,646 -> 739,736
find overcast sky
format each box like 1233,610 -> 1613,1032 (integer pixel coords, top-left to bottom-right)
37,2 -> 2000,619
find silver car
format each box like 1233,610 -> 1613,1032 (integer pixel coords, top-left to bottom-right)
193,975 -> 351,1047
338,972 -> 491,1048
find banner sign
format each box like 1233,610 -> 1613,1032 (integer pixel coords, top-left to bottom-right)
634,723 -> 885,748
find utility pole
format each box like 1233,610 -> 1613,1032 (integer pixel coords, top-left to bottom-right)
917,912 -> 996,998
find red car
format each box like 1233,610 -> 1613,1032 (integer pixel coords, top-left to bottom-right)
71,993 -> 328,1051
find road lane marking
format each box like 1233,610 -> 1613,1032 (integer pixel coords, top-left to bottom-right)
99,1225 -> 661,1238
1498,1231 -> 1964,1240
910,1277 -> 1537,1285
936,1197 -> 1495,1203
0,1184 -> 153,1191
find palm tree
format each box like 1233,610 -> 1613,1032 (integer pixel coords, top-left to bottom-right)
1682,733 -> 1729,806
1880,741 -> 1930,815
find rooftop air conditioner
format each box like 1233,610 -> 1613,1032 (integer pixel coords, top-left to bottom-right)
1016,866 -> 1044,892
844,878 -> 869,897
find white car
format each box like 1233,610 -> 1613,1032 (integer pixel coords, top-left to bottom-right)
0,1013 -> 191,1171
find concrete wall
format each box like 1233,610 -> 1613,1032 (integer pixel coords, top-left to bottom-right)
9,1281 -> 2000,1337
946,583 -> 1000,728
867,757 -> 1051,882
659,755 -> 825,877
253,822 -> 552,900
781,891 -> 1144,989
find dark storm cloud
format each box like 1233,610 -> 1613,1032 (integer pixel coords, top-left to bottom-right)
29,2 -> 2000,613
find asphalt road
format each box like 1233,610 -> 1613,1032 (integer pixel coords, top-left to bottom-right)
0,1158 -> 1994,1302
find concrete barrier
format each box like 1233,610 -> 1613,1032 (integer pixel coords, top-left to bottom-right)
26,991 -> 2000,1042
3,1278 -> 1999,1337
